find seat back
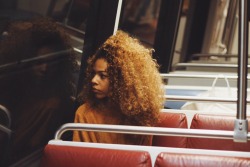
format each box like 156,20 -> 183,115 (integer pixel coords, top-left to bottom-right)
152,112 -> 187,147
154,152 -> 250,167
188,114 -> 250,151
40,144 -> 152,167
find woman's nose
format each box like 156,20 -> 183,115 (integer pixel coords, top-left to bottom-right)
91,74 -> 99,84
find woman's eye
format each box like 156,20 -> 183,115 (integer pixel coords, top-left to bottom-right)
100,74 -> 108,79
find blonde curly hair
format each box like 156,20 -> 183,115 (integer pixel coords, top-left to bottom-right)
81,30 -> 164,126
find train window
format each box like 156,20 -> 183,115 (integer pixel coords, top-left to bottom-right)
173,0 -> 240,70
165,0 -> 243,94
49,0 -> 91,32
164,0 -> 249,116
119,0 -> 161,47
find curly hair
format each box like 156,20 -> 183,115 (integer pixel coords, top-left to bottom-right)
81,30 -> 164,126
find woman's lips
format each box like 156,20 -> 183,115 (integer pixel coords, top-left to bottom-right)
92,88 -> 102,93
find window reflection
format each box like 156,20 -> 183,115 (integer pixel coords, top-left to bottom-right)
50,0 -> 91,32
0,17 -> 78,163
0,0 -> 84,165
120,0 -> 161,47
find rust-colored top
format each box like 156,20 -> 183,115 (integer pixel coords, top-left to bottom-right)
73,103 -> 152,145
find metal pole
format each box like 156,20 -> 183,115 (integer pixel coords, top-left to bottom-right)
113,0 -> 123,34
234,0 -> 248,142
54,123 -> 250,141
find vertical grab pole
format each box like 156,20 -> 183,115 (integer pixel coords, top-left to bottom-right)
234,0 -> 248,142
113,0 -> 123,35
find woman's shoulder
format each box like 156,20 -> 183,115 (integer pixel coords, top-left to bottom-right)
75,103 -> 89,115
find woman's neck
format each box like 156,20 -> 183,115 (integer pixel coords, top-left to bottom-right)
91,97 -> 119,111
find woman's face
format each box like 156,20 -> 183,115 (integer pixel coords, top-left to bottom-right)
32,47 -> 51,79
91,58 -> 110,99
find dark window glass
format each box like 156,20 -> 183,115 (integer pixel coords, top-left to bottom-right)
119,0 -> 161,47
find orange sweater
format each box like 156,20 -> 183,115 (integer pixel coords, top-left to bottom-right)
73,103 -> 152,145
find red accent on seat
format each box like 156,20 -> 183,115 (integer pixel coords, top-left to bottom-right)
152,112 -> 188,147
154,152 -> 250,167
40,144 -> 152,167
188,114 -> 250,151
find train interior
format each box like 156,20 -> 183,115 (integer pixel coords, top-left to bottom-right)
0,0 -> 250,166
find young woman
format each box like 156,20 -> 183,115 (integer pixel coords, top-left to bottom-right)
73,30 -> 164,145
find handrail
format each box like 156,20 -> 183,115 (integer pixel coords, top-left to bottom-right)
160,73 -> 239,79
0,124 -> 11,137
191,53 -> 241,58
234,0 -> 248,142
164,95 -> 250,103
174,63 -> 248,68
0,104 -> 11,128
57,22 -> 86,36
221,0 -> 238,50
0,50 -> 70,74
237,0 -> 248,122
113,0 -> 123,35
73,47 -> 83,54
54,123 -> 250,141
